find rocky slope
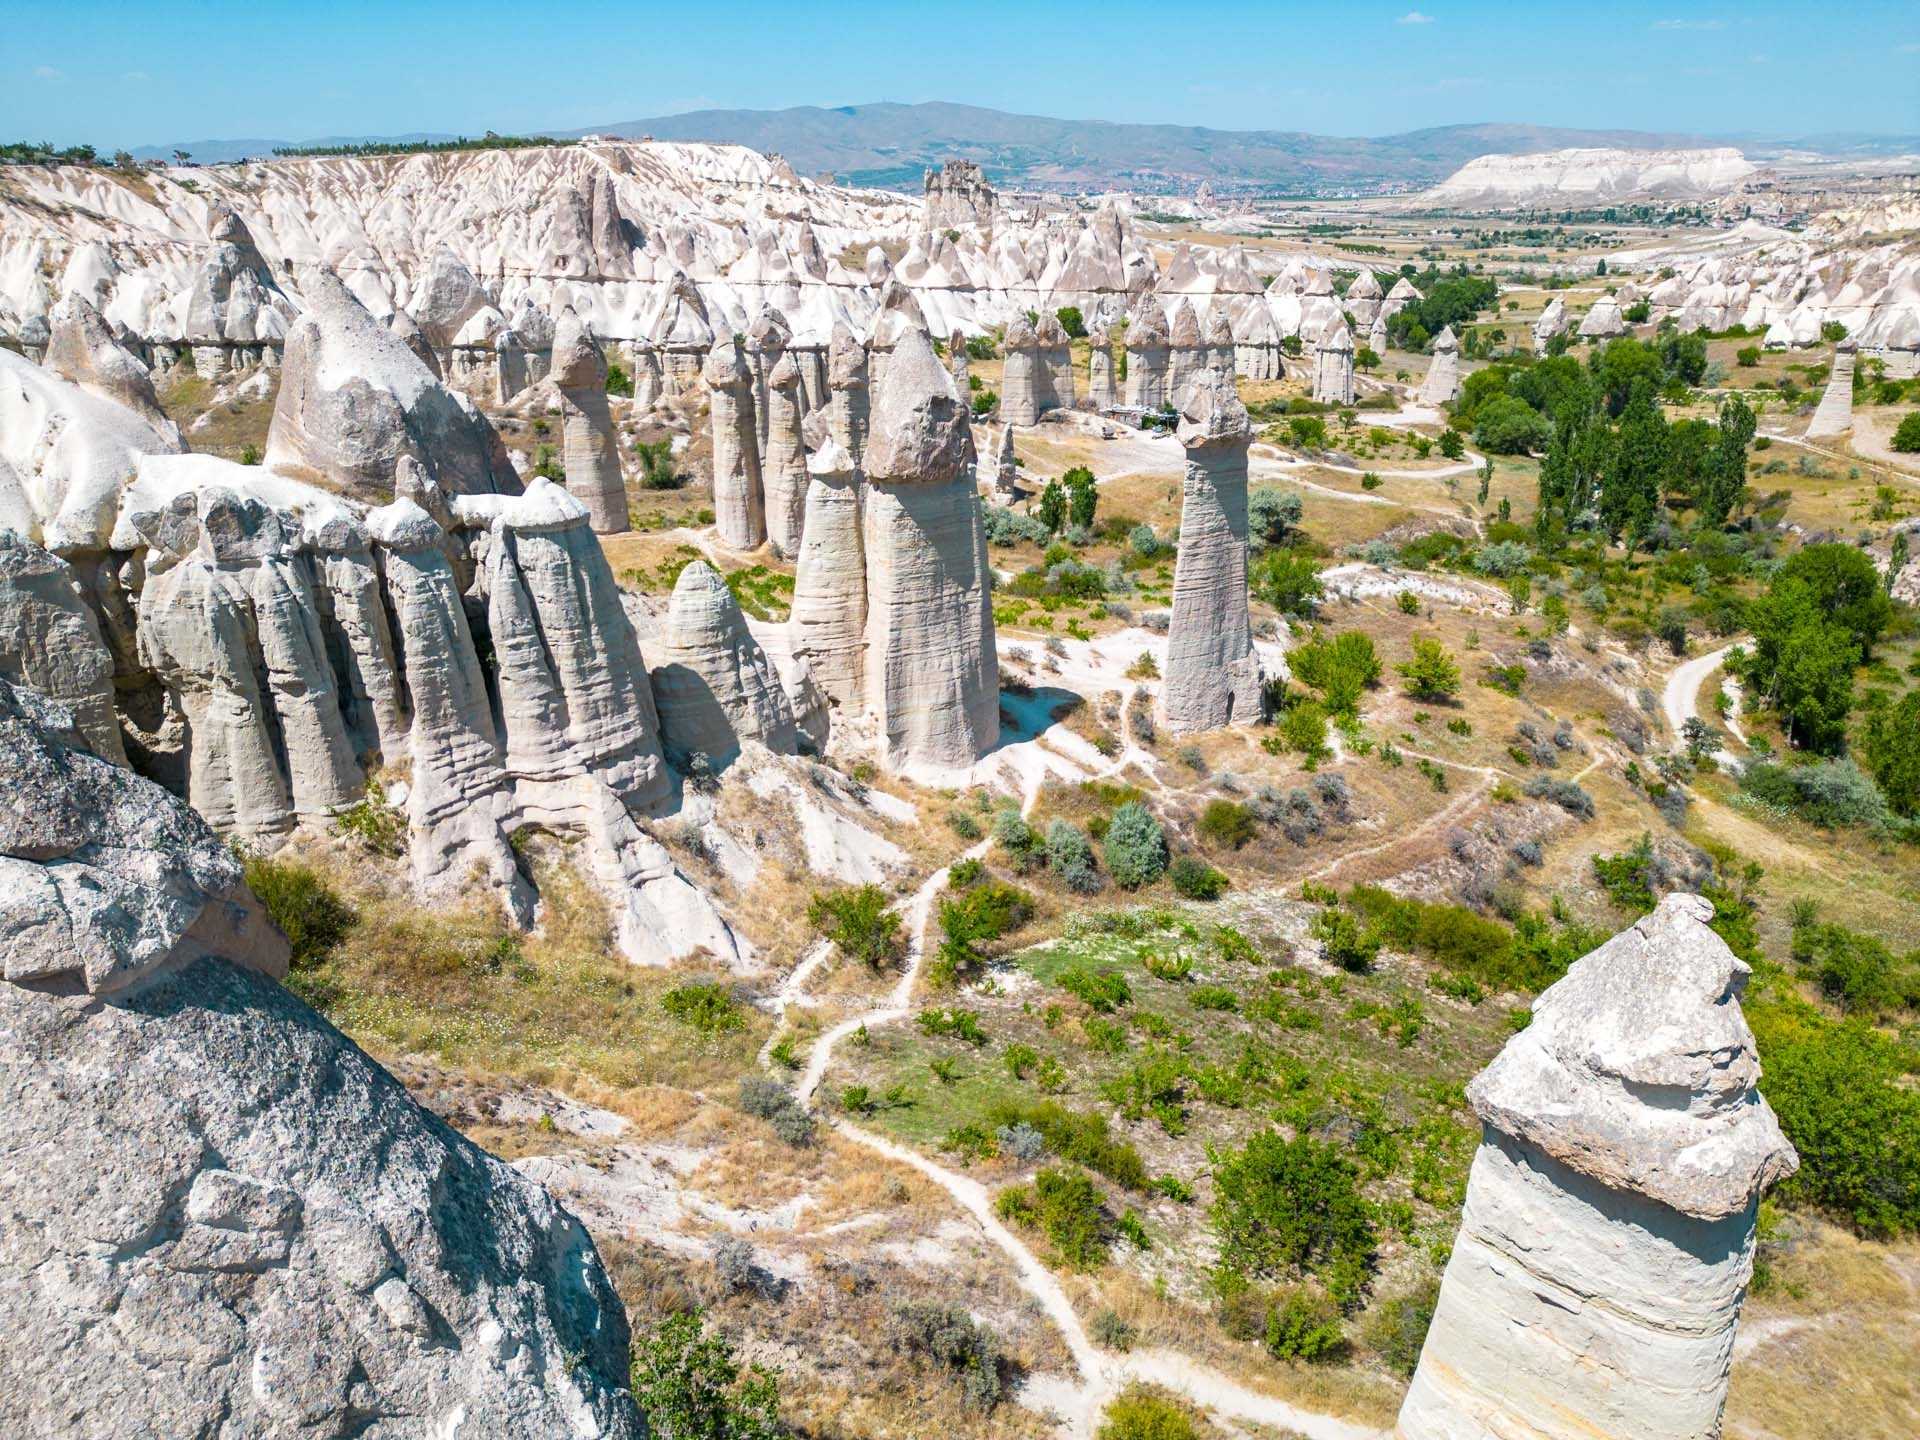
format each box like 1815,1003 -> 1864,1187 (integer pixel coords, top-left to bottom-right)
1418,145 -> 1758,208
0,676 -> 643,1438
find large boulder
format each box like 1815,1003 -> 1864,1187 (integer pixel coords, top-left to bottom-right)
0,677 -> 644,1439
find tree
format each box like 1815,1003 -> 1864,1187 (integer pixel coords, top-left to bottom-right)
1397,636 -> 1461,702
1892,413 -> 1920,453
1862,692 -> 1920,817
631,1310 -> 786,1440
1437,428 -> 1464,460
1210,1131 -> 1377,1303
1250,550 -> 1323,617
1055,306 -> 1088,339
1697,393 -> 1754,525
1355,345 -> 1381,374
1594,338 -> 1663,417
1103,803 -> 1168,890
1064,467 -> 1098,531
1036,479 -> 1066,534
1473,394 -> 1550,455
1288,631 -> 1381,717
1776,543 -> 1894,660
1598,378 -> 1666,552
1742,578 -> 1859,752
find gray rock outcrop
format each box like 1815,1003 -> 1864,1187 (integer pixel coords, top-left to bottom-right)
826,321 -> 871,463
1396,894 -> 1797,1440
267,270 -> 517,498
1161,371 -> 1262,734
1418,325 -> 1462,407
762,351 -> 810,557
1125,299 -> 1171,409
704,337 -> 766,551
1578,295 -> 1628,339
1036,310 -> 1076,411
1166,299 -> 1204,405
860,327 -> 999,774
1202,303 -> 1236,375
0,676 -> 645,1439
1312,317 -> 1356,405
550,312 -> 630,534
0,530 -> 128,764
1001,313 -> 1043,426
1087,321 -> 1116,408
45,296 -> 181,445
651,559 -> 799,767
789,431 -> 867,724
1533,296 -> 1569,351
650,270 -> 715,394
1806,339 -> 1856,437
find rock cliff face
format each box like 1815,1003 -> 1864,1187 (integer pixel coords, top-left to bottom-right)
550,312 -> 630,534
651,559 -> 800,766
1001,313 -> 1043,426
1161,371 -> 1262,734
762,351 -> 811,556
705,337 -> 767,551
1125,298 -> 1171,409
1422,146 -> 1757,209
0,531 -> 128,764
1311,317 -> 1355,405
859,327 -> 999,774
267,270 -> 517,499
0,676 -> 644,1439
1087,321 -> 1116,408
789,434 -> 868,721
1397,894 -> 1797,1440
1417,325 -> 1461,407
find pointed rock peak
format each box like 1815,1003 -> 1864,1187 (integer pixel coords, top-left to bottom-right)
1304,268 -> 1334,297
1347,269 -> 1383,299
768,350 -> 802,389
196,488 -> 288,564
366,496 -> 448,552
702,335 -> 751,389
1168,299 -> 1202,346
1004,312 -> 1038,349
1034,311 -> 1069,346
1203,305 -> 1235,344
828,321 -> 869,389
804,432 -> 855,478
1431,324 -> 1459,353
668,558 -> 741,623
550,310 -> 607,388
1176,369 -> 1251,450
746,303 -> 790,349
45,294 -> 174,432
1470,893 -> 1797,1220
1088,319 -> 1110,345
863,327 -> 970,486
1387,276 -> 1423,301
1127,298 -> 1170,345
1319,318 -> 1354,351
869,279 -> 929,346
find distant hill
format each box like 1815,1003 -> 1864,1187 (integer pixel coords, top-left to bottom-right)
127,102 -> 1916,193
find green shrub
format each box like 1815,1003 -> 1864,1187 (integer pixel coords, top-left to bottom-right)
241,854 -> 356,967
1210,1131 -> 1377,1303
1892,413 -> 1920,452
1264,1287 -> 1346,1362
661,981 -> 745,1034
1189,984 -> 1239,1011
1250,549 -> 1324,617
808,884 -> 902,967
1364,1279 -> 1440,1377
1103,802 -> 1169,889
1058,965 -> 1133,1012
1170,858 -> 1228,900
1097,1387 -> 1199,1440
1288,631 -> 1381,715
1197,799 -> 1257,849
1791,921 -> 1916,1018
630,1309 -> 783,1440
918,1007 -> 989,1045
985,1100 -> 1147,1188
889,1301 -> 1007,1410
1398,636 -> 1461,701
1310,907 -> 1379,973
1248,487 -> 1304,548
1277,698 -> 1330,762
1001,1166 -> 1111,1269
1740,758 -> 1890,831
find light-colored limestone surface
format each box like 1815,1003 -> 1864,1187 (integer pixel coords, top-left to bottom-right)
1125,297 -> 1171,409
0,677 -> 643,1440
762,350 -> 810,556
1001,311 -> 1043,426
1396,894 -> 1797,1440
704,336 -> 766,551
789,433 -> 867,724
0,530 -> 127,764
826,320 -> 871,463
1312,317 -> 1355,405
859,326 -> 999,774
1418,325 -> 1462,406
1161,371 -> 1262,734
549,311 -> 629,534
651,558 -> 799,766
1087,321 -> 1116,407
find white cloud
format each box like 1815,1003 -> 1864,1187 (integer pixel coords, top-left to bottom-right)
1396,11 -> 1435,24
1652,18 -> 1727,29
32,64 -> 64,81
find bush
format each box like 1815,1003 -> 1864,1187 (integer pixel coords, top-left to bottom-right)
1310,907 -> 1379,973
1277,698 -> 1330,762
1892,413 -> 1920,453
241,855 -> 356,967
1365,1279 -> 1440,1377
630,1309 -> 784,1440
1740,758 -> 1890,831
1170,857 -> 1229,901
662,981 -> 745,1034
1264,1287 -> 1346,1362
808,884 -> 902,968
738,1077 -> 814,1146
1210,1131 -> 1377,1302
982,504 -> 1050,546
1104,803 -> 1169,889
1091,1309 -> 1138,1351
986,1100 -> 1147,1188
890,1302 -> 1007,1411
1792,921 -> 1915,1018
1098,1387 -> 1199,1440
1288,631 -> 1381,716
999,1165 -> 1111,1269
1753,1004 -> 1920,1237
1198,799 -> 1257,849
1248,487 -> 1304,548
1045,818 -> 1100,888
1471,540 -> 1532,577
1058,965 -> 1133,1013
1525,775 -> 1594,818
1251,549 -> 1324,617
1473,394 -> 1550,455
1398,636 -> 1461,701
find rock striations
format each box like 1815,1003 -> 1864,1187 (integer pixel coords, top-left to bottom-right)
1312,317 -> 1356,405
705,335 -> 767,551
1161,371 -> 1263,734
1418,325 -> 1462,407
0,676 -> 644,1439
1397,894 -> 1797,1440
549,311 -> 630,534
857,326 -> 999,774
651,559 -> 800,766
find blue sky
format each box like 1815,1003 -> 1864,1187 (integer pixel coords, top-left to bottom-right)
4,0 -> 1915,148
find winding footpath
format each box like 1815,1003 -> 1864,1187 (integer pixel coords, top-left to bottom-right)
767,759 -> 1384,1440
1661,641 -> 1749,764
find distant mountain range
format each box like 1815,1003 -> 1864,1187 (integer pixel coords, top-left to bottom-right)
130,101 -> 1919,194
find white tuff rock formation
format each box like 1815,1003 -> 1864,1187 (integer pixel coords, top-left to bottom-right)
1397,894 -> 1797,1440
860,327 -> 999,773
651,559 -> 800,766
0,677 -> 644,1439
550,312 -> 630,534
1805,339 -> 1856,437
1161,371 -> 1262,734
1125,298 -> 1172,409
1418,325 -> 1462,407
826,321 -> 872,464
1578,295 -> 1628,339
0,530 -> 128,763
1533,296 -> 1569,351
789,431 -> 867,722
1422,146 -> 1757,209
1312,317 -> 1356,405
1087,321 -> 1116,407
1166,299 -> 1205,406
45,295 -> 181,444
705,336 -> 767,551
762,351 -> 811,556
1001,312 -> 1044,426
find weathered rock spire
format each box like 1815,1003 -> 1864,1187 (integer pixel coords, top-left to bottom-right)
550,312 -> 629,535
703,336 -> 766,551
